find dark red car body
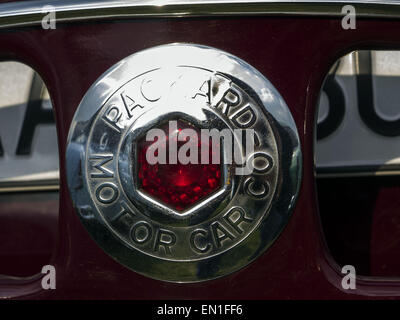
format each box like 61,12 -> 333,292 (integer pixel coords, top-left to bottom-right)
1,0 -> 400,299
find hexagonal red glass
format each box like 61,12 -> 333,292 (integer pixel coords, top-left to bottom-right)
137,120 -> 221,211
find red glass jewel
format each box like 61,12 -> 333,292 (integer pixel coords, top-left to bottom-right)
137,120 -> 221,211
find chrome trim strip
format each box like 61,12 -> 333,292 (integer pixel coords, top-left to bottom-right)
0,185 -> 59,193
317,171 -> 400,178
1,0 -> 400,29
317,164 -> 400,178
0,179 -> 59,193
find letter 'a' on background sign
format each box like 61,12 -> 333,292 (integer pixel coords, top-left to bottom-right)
341,5 -> 356,30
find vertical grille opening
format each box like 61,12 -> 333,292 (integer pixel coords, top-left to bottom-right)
316,51 -> 400,277
0,61 -> 58,277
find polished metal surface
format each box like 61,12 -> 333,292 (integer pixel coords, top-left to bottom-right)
1,0 -> 400,29
66,43 -> 301,282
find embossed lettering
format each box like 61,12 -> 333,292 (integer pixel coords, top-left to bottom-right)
190,229 -> 211,254
131,221 -> 152,244
141,78 -> 161,102
89,154 -> 114,178
121,91 -> 144,118
154,229 -> 177,255
244,177 -> 269,199
102,105 -> 124,133
223,207 -> 253,234
192,78 -> 211,103
231,104 -> 257,128
95,182 -> 119,204
210,221 -> 235,248
216,88 -> 240,116
249,152 -> 273,174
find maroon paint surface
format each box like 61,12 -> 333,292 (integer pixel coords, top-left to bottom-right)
318,177 -> 400,278
1,16 -> 400,299
0,192 -> 58,277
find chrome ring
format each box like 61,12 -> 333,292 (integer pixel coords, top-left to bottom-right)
66,43 -> 302,282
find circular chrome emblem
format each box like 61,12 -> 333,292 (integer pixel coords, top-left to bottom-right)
66,44 -> 301,282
